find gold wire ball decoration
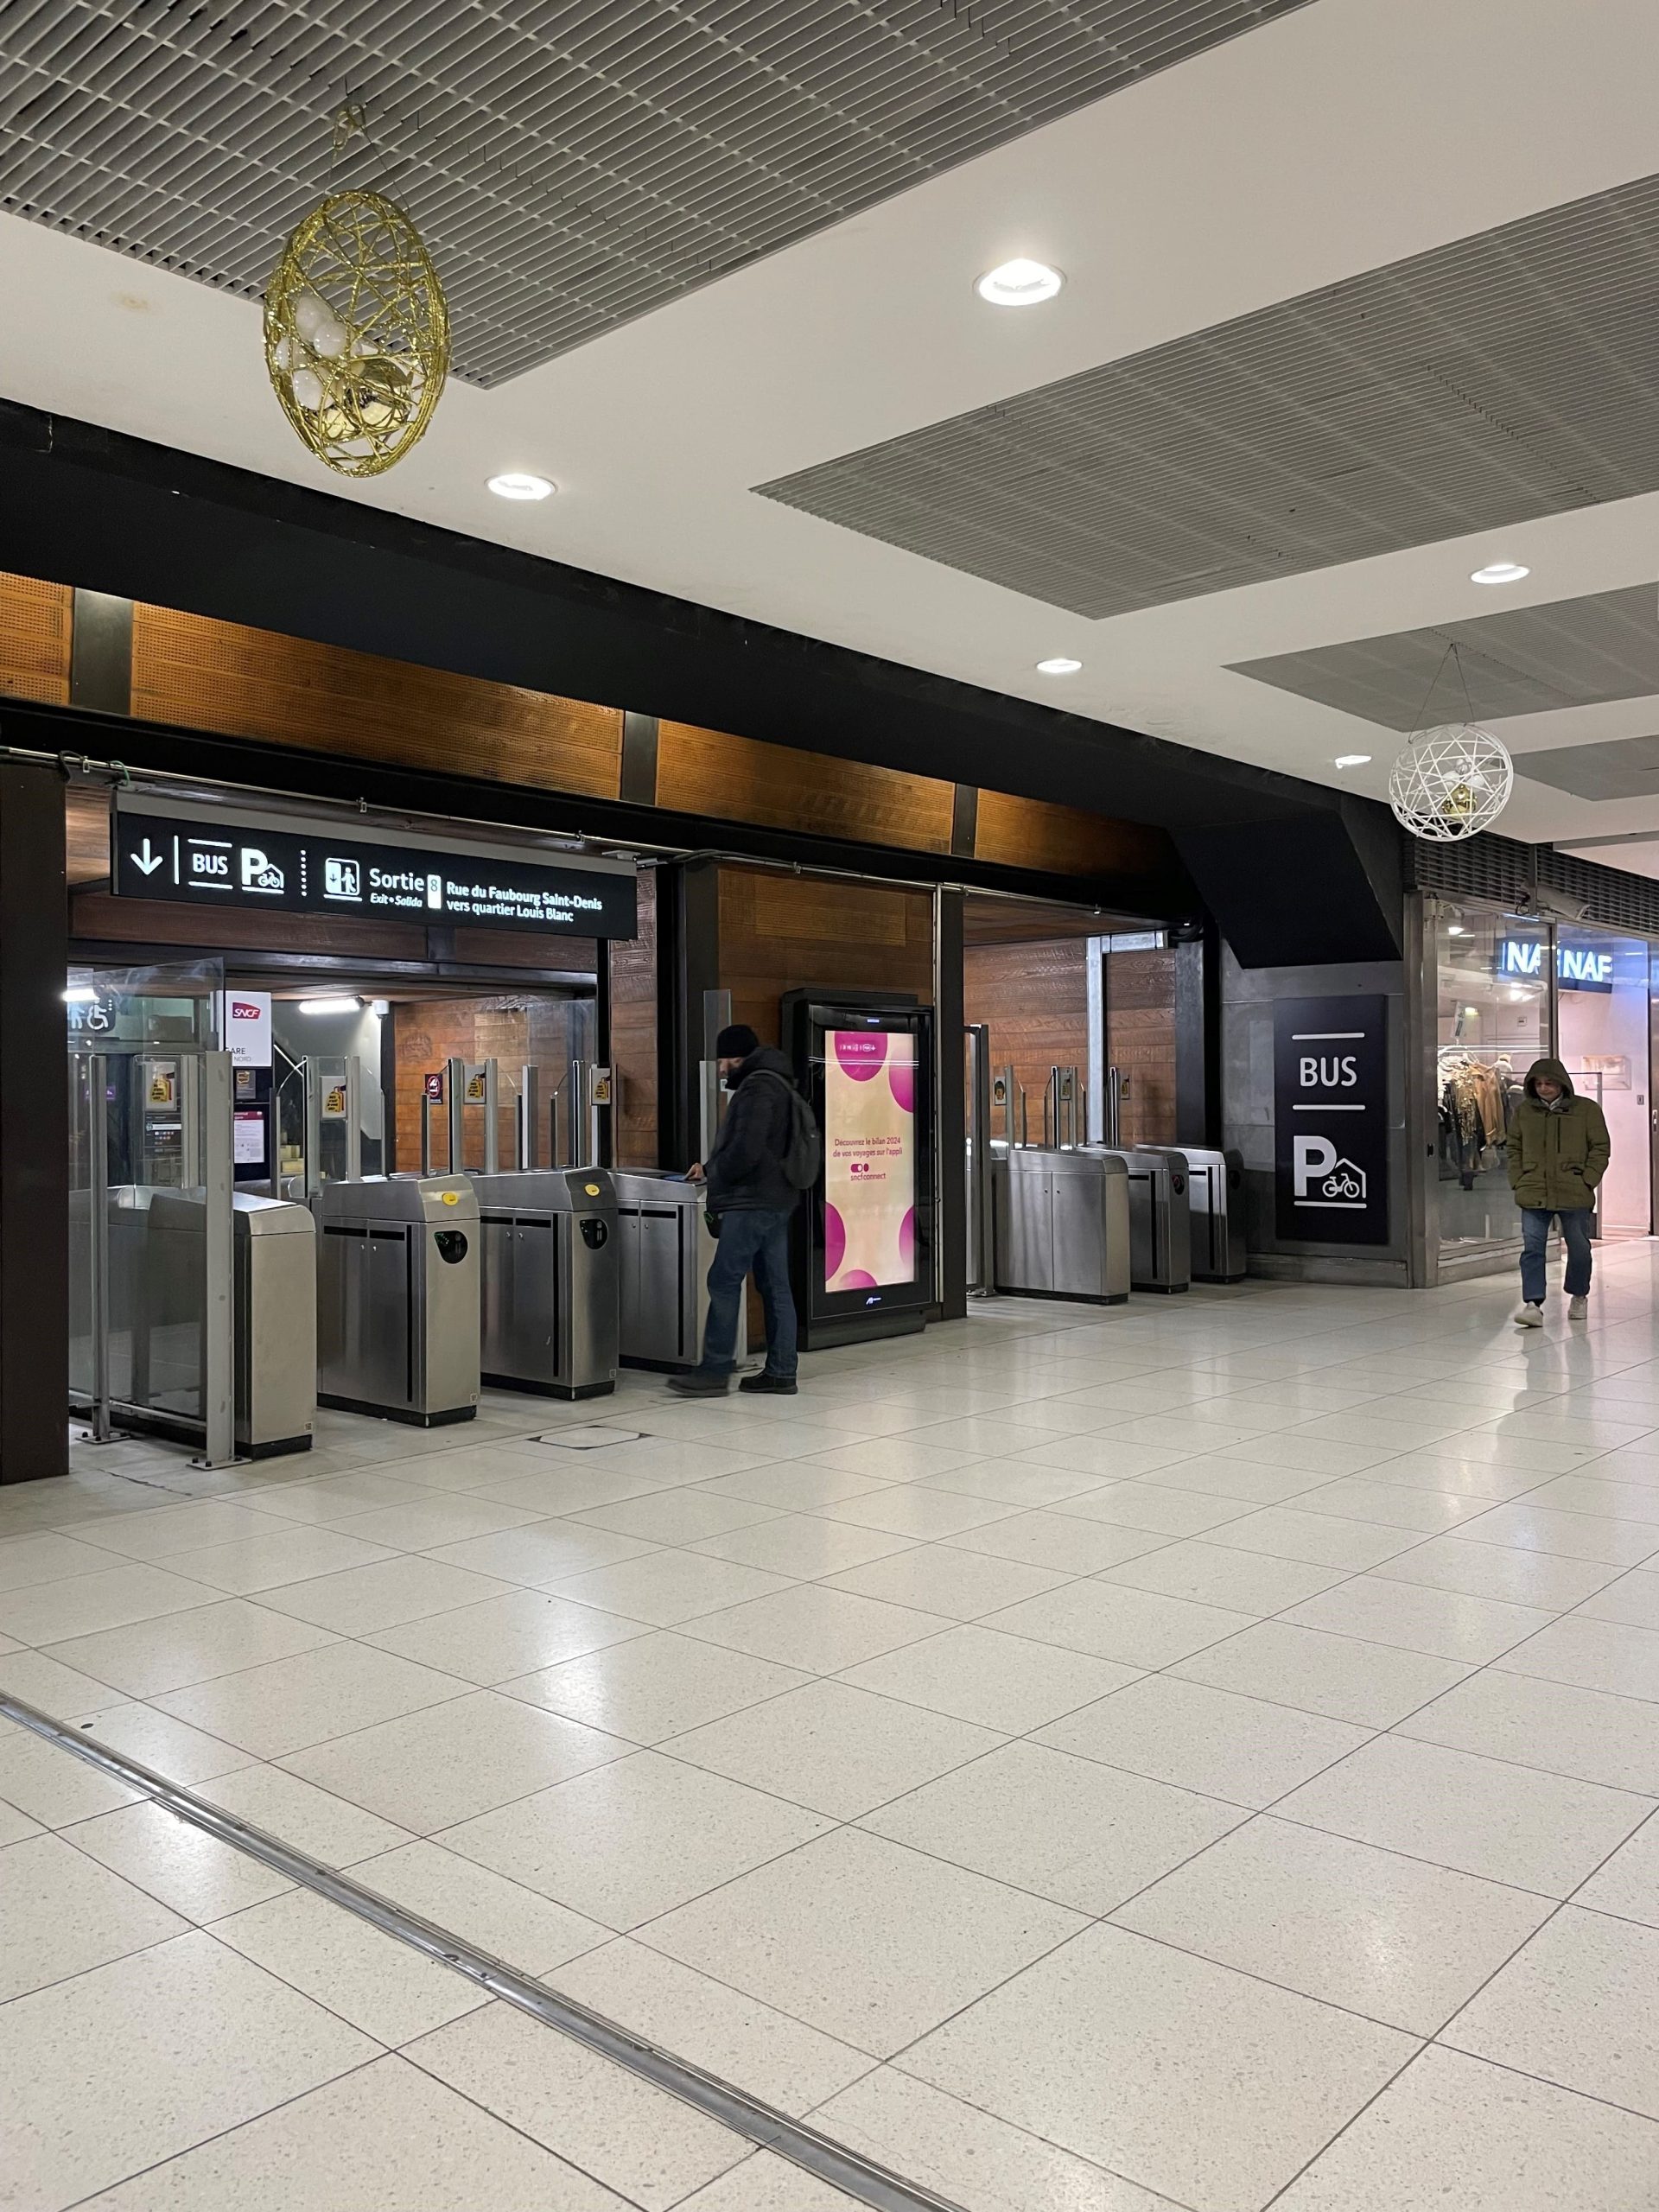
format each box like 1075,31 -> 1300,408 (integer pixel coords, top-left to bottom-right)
264,179 -> 448,479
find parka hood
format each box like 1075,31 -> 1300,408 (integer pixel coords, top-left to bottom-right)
1524,1057 -> 1575,1102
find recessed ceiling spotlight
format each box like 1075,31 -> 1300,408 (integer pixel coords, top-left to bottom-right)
976,258 -> 1064,308
1471,561 -> 1529,585
1035,656 -> 1083,675
487,472 -> 554,501
1332,753 -> 1372,768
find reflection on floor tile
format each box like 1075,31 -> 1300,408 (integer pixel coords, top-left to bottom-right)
899,1922 -> 1414,2210
16,1258 -> 1659,2207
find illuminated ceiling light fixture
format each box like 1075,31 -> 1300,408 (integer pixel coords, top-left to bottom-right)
1389,645 -> 1513,842
1332,753 -> 1371,768
488,472 -> 554,500
1035,656 -> 1083,675
1471,561 -> 1529,585
976,258 -> 1064,307
297,995 -> 362,1015
264,103 -> 448,478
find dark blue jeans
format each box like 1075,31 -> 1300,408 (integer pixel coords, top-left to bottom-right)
698,1207 -> 798,1378
1520,1206 -> 1593,1305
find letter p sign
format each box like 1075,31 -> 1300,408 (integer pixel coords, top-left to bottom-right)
1293,1135 -> 1337,1198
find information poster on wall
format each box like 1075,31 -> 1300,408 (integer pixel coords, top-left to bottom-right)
1273,995 -> 1389,1245
823,1030 -> 918,1292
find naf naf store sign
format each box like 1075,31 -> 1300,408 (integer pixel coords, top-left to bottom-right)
1273,995 -> 1390,1247
113,795 -> 637,940
1496,938 -> 1613,993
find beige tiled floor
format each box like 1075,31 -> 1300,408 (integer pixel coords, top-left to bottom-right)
9,1256 -> 1659,2204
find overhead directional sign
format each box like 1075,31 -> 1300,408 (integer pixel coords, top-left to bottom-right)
114,797 -> 637,940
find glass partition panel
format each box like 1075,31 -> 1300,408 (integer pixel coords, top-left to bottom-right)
1435,905 -> 1546,1255
1558,929 -> 1651,1238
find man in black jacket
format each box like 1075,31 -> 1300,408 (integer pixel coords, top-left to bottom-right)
671,1024 -> 800,1396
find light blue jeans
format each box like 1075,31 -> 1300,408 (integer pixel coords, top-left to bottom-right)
1519,1206 -> 1592,1305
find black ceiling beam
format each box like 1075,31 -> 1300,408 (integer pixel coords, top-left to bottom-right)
0,397 -> 1357,837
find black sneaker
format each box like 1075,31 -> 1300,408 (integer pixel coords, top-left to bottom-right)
739,1372 -> 798,1396
668,1371 -> 730,1396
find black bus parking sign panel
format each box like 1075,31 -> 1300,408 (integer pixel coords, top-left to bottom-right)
1274,995 -> 1389,1246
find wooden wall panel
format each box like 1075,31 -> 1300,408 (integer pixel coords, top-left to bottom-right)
67,785 -> 112,886
448,927 -> 599,974
391,995 -> 590,1173
0,572 -> 72,706
976,789 -> 1174,881
70,888 -> 428,961
717,867 -> 934,1046
131,607 -> 623,802
659,722 -> 953,855
1109,946 -> 1179,1147
609,868 -> 658,1169
963,939 -> 1091,1117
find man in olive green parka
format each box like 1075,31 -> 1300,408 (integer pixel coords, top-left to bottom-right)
1507,1056 -> 1609,1327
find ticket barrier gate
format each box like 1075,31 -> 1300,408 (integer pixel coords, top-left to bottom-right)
992,1148 -> 1130,1304
612,1170 -> 745,1369
1153,1145 -> 1246,1283
69,1186 -> 316,1458
471,1169 -> 619,1400
313,1176 -> 480,1425
1096,1147 -> 1192,1293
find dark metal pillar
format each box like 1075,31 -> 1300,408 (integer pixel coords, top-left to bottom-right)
0,763 -> 69,1482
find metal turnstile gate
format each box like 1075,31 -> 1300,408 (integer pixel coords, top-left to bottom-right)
1155,1146 -> 1246,1282
992,1148 -> 1130,1303
612,1170 -> 745,1369
1096,1147 -> 1192,1293
313,1176 -> 480,1424
472,1169 -> 619,1399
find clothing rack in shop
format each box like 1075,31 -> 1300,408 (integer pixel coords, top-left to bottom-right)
1437,1047 -> 1520,1189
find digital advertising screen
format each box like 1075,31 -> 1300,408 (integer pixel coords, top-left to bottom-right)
823,1029 -> 918,1293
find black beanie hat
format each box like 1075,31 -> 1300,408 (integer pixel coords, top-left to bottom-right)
715,1023 -> 760,1058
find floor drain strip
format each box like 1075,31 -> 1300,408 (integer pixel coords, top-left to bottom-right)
1,1693 -> 964,2212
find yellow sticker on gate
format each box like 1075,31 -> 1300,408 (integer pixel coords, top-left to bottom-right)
441,1191 -> 461,1205
585,1183 -> 601,1196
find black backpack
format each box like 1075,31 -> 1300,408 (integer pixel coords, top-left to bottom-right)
754,1071 -> 822,1190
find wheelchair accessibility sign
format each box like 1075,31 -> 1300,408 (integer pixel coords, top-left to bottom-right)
1274,995 -> 1389,1246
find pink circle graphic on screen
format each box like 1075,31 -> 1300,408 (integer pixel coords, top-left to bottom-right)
898,1206 -> 915,1270
888,1058 -> 915,1114
838,1269 -> 878,1290
823,1202 -> 846,1281
834,1031 -> 887,1080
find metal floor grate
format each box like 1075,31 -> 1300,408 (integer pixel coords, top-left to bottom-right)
0,0 -> 1309,385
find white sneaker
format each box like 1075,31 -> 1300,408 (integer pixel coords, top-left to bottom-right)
1513,1302 -> 1544,1328
1568,1295 -> 1589,1320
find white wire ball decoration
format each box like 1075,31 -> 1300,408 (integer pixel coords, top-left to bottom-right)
1388,722 -> 1514,842
264,188 -> 448,478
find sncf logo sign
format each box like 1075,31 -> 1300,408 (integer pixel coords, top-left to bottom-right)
231,1001 -> 262,1021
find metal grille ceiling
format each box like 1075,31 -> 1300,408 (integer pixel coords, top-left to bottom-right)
0,0 -> 1309,388
1415,831 -> 1659,938
1510,734 -> 1659,803
758,171 -> 1659,618
1230,583 -> 1659,731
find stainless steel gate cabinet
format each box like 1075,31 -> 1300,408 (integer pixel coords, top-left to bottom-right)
1154,1146 -> 1247,1283
1098,1147 -> 1192,1294
472,1169 -> 619,1400
612,1170 -> 745,1369
992,1148 -> 1131,1303
314,1175 -> 480,1425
